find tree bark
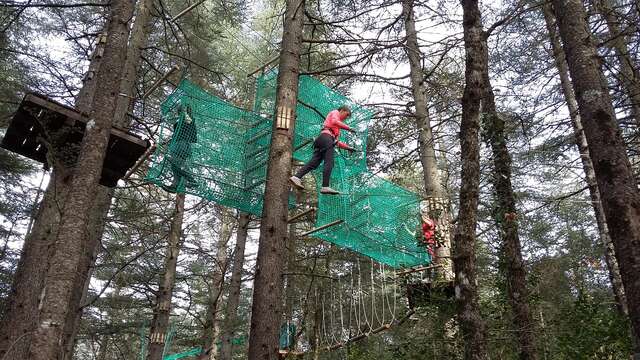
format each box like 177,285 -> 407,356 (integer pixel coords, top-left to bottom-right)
147,193 -> 186,360
284,204 -> 298,321
247,0 -> 304,359
63,1 -> 155,356
402,0 -> 446,198
0,168 -> 72,359
219,213 -> 250,360
551,0 -> 640,352
75,31 -> 108,112
455,1 -> 489,359
542,3 -> 628,316
26,1 -> 135,358
0,23 -> 108,360
199,208 -> 233,360
479,32 -> 538,360
113,0 -> 155,129
0,1 -> 154,357
401,0 -> 453,281
593,0 -> 640,126
61,187 -> 113,360
96,336 -> 110,360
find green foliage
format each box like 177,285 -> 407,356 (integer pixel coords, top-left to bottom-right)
1,0 -> 636,357
552,294 -> 632,359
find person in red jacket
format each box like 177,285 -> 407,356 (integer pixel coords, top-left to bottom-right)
421,217 -> 436,258
290,105 -> 357,194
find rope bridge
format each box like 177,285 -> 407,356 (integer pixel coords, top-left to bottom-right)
145,72 -> 431,268
280,258 -> 416,356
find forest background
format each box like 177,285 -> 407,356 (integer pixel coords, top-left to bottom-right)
0,0 -> 638,359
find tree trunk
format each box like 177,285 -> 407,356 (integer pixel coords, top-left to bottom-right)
401,0 -> 453,281
26,1 -> 135,358
284,203 -> 298,321
312,303 -> 320,360
0,167 -> 71,359
541,3 -> 628,316
199,208 -> 234,360
455,1 -> 489,359
63,1 -> 155,356
593,0 -> 640,126
551,0 -> 640,352
113,0 -> 155,129
0,1 -> 154,357
61,187 -> 113,360
219,213 -> 250,360
479,32 -> 538,360
0,25 -> 108,360
402,0 -> 446,198
147,193 -> 186,360
96,336 -> 110,360
247,0 -> 304,359
63,0 -> 156,348
75,31 -> 108,112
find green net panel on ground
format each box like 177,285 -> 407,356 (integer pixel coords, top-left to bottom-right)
146,74 -> 430,268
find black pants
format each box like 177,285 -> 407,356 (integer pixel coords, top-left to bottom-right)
295,133 -> 335,187
170,140 -> 194,185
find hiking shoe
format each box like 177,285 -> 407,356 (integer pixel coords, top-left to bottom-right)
161,183 -> 177,193
320,187 -> 340,195
289,176 -> 305,190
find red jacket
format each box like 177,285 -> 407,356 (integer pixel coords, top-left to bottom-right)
421,219 -> 436,257
321,110 -> 351,149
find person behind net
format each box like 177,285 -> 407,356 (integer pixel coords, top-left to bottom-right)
165,103 -> 197,192
289,105 -> 357,195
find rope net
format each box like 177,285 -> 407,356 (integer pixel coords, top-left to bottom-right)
280,256 -> 415,355
146,73 -> 431,268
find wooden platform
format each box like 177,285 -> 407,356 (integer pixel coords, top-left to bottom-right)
1,93 -> 150,187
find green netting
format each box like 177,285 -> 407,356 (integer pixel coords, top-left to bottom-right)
145,80 -> 279,214
146,73 -> 430,268
163,348 -> 202,360
254,72 -> 430,268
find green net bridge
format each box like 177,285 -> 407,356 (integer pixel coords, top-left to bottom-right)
146,72 -> 430,268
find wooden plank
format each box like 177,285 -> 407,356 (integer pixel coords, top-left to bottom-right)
24,93 -> 148,148
319,310 -> 415,352
3,93 -> 151,187
287,207 -> 316,223
109,126 -> 149,148
371,323 -> 391,334
25,94 -> 80,127
123,144 -> 156,180
143,66 -> 179,99
246,128 -> 270,144
299,220 -> 344,237
395,264 -> 443,277
247,55 -> 280,78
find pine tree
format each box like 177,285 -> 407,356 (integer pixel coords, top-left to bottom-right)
455,0 -> 490,358
27,1 -> 135,357
219,213 -> 250,360
541,2 -> 628,316
247,0 -> 305,359
402,0 -> 454,282
199,207 -> 233,360
551,0 -> 640,351
147,194 -> 185,360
